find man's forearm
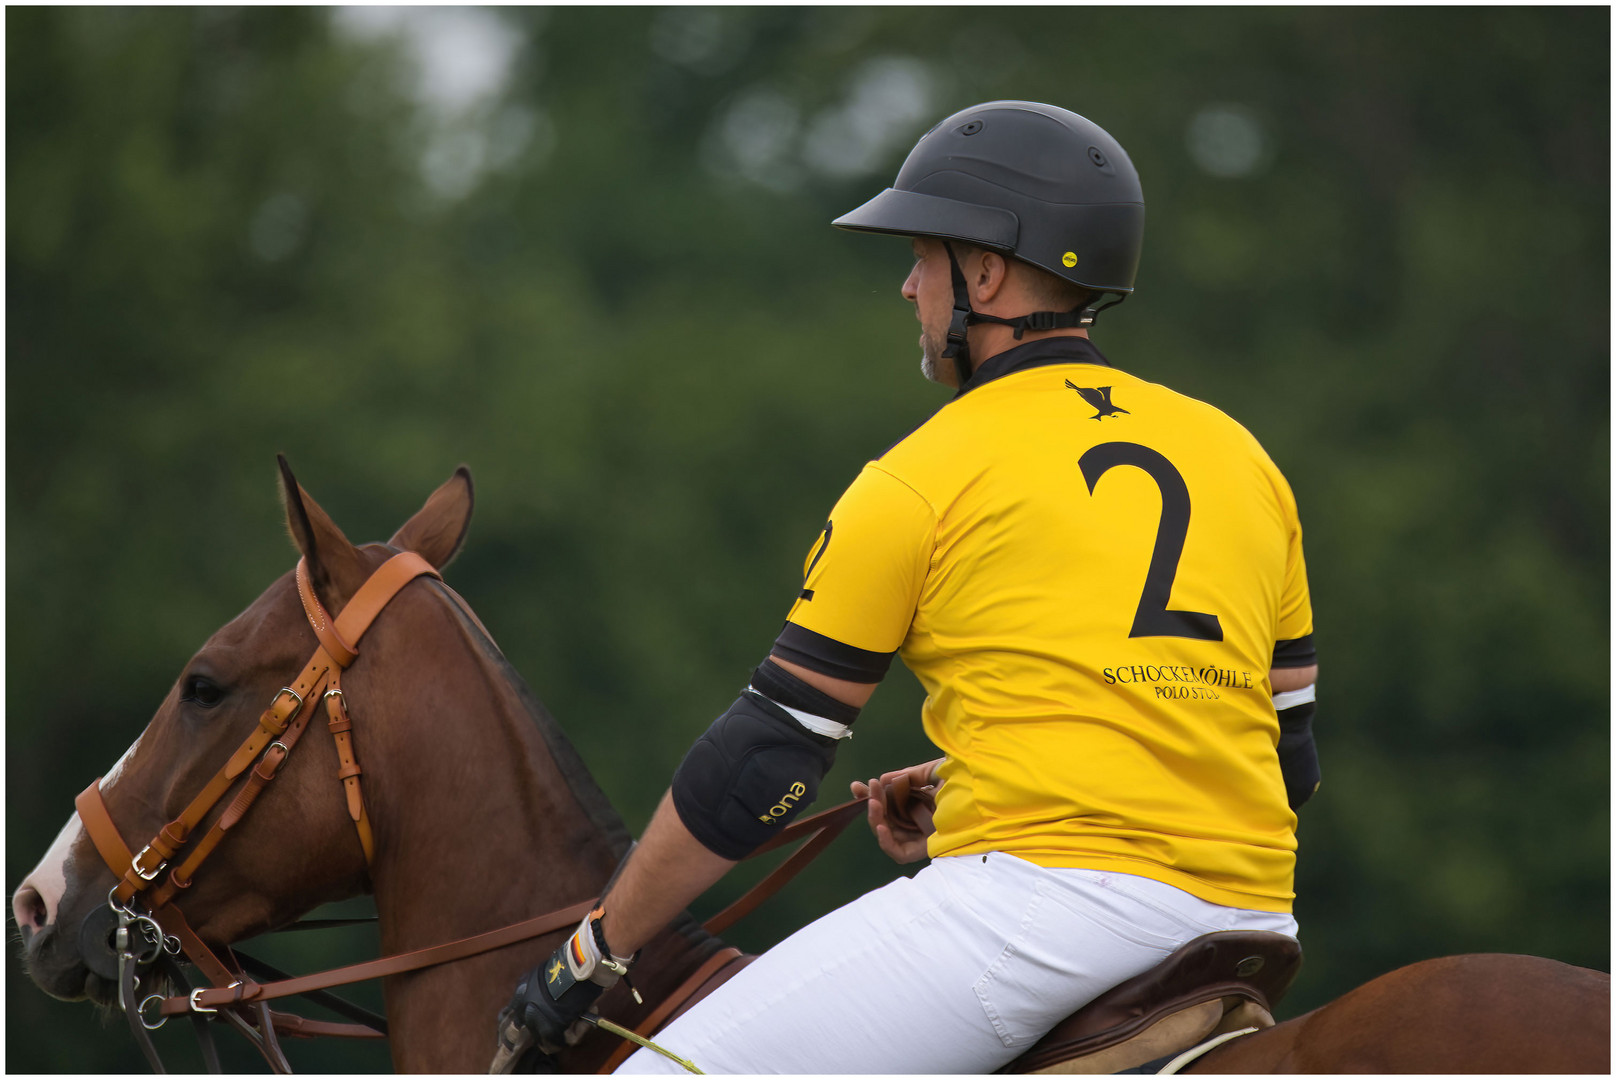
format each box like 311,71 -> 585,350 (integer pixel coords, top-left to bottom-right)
596,789 -> 736,956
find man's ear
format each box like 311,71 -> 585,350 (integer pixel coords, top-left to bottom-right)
971,249 -> 1010,306
278,455 -> 369,612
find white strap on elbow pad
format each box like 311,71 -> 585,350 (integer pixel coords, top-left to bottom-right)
747,686 -> 854,740
1272,684 -> 1317,711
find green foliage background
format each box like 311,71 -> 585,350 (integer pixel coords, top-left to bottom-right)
7,7 -> 1608,1072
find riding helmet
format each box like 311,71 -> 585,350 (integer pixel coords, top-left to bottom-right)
833,100 -> 1145,298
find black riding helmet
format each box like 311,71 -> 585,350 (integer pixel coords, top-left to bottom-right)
833,100 -> 1144,385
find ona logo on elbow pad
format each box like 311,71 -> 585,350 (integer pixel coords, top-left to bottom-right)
756,781 -> 808,824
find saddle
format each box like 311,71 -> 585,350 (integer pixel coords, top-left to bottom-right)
1002,930 -> 1303,1074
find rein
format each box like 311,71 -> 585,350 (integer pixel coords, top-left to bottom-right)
71,551 -> 865,1073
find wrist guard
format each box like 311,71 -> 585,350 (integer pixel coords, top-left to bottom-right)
549,908 -> 634,997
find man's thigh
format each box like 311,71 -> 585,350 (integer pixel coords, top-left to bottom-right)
614,854 -> 1188,1074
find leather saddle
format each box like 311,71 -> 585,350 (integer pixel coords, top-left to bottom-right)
1002,930 -> 1303,1074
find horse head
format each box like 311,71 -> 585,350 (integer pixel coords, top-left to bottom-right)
12,458 -> 475,1007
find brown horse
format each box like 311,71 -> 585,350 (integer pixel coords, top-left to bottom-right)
12,464 -> 1611,1073
1187,953 -> 1609,1073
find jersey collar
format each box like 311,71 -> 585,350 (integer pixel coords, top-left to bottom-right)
957,336 -> 1113,397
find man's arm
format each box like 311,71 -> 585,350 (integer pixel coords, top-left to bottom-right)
498,657 -> 878,1060
591,789 -> 735,955
1270,664 -> 1316,694
1270,663 -> 1319,810
599,656 -> 876,955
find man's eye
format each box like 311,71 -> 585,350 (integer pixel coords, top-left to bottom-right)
182,676 -> 225,708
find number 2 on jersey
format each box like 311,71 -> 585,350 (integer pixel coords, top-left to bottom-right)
799,520 -> 832,601
1079,442 -> 1223,641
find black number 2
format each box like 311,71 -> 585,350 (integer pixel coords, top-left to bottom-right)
1079,442 -> 1223,641
799,520 -> 832,601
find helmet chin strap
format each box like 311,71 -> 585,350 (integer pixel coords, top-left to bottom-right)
940,241 -> 1126,389
941,242 -> 977,388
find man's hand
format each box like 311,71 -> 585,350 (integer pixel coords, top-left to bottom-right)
495,909 -> 632,1070
496,956 -> 603,1069
850,758 -> 943,864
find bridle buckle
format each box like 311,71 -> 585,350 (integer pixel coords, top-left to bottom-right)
131,845 -> 167,883
187,979 -> 241,1016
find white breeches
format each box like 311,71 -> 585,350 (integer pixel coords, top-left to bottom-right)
616,853 -> 1298,1074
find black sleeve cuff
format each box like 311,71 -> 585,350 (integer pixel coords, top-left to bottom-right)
751,659 -> 862,726
1272,634 -> 1317,669
772,622 -> 895,683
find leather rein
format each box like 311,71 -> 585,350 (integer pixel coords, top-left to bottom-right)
70,551 -> 863,1073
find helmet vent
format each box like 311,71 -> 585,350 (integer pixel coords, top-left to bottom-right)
960,120 -> 983,136
1088,146 -> 1109,167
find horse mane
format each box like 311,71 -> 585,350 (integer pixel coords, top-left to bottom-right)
421,577 -> 734,1069
424,577 -> 635,863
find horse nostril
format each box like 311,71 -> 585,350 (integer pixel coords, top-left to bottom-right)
13,884 -> 49,936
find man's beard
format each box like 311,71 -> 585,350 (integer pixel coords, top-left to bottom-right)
918,327 -> 953,386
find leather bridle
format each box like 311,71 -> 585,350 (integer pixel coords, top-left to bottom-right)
66,550 -> 864,1073
81,553 -> 430,913
73,551 -> 443,1068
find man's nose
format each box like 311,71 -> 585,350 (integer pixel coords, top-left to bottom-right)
900,266 -> 920,302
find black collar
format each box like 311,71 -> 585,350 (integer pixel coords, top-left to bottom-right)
957,336 -> 1113,396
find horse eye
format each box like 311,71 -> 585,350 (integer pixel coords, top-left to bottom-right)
182,676 -> 226,709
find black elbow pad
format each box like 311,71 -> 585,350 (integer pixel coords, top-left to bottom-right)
670,689 -> 839,860
1276,693 -> 1320,810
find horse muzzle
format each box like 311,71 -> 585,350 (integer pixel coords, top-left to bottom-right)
13,886 -> 156,1008
13,911 -> 103,1004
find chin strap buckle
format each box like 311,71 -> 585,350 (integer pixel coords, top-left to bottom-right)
1020,310 -> 1060,334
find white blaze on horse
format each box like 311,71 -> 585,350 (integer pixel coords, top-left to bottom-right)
13,462 -> 1611,1074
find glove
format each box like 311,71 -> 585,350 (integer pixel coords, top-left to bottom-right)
496,909 -> 634,1066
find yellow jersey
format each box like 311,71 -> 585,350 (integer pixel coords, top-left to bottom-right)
773,337 -> 1315,912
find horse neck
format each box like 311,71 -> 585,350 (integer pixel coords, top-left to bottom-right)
346,586 -> 612,1067
356,584 -> 725,1071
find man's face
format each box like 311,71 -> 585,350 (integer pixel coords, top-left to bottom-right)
901,237 -> 956,386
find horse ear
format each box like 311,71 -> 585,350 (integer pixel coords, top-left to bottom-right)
278,455 -> 368,608
388,466 -> 474,570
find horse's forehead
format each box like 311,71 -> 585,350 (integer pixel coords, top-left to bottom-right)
196,547 -> 399,661
201,570 -> 307,656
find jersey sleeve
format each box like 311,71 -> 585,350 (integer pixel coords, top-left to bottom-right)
772,463 -> 936,683
1270,469 -> 1316,668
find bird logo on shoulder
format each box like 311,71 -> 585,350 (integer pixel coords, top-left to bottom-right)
1066,380 -> 1130,420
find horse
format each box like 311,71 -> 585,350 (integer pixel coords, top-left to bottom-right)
1186,953 -> 1610,1072
12,462 -> 1611,1074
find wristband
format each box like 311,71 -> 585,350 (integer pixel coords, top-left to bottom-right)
546,907 -> 639,1003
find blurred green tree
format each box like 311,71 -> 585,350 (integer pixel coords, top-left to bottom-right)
7,6 -> 1607,1072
